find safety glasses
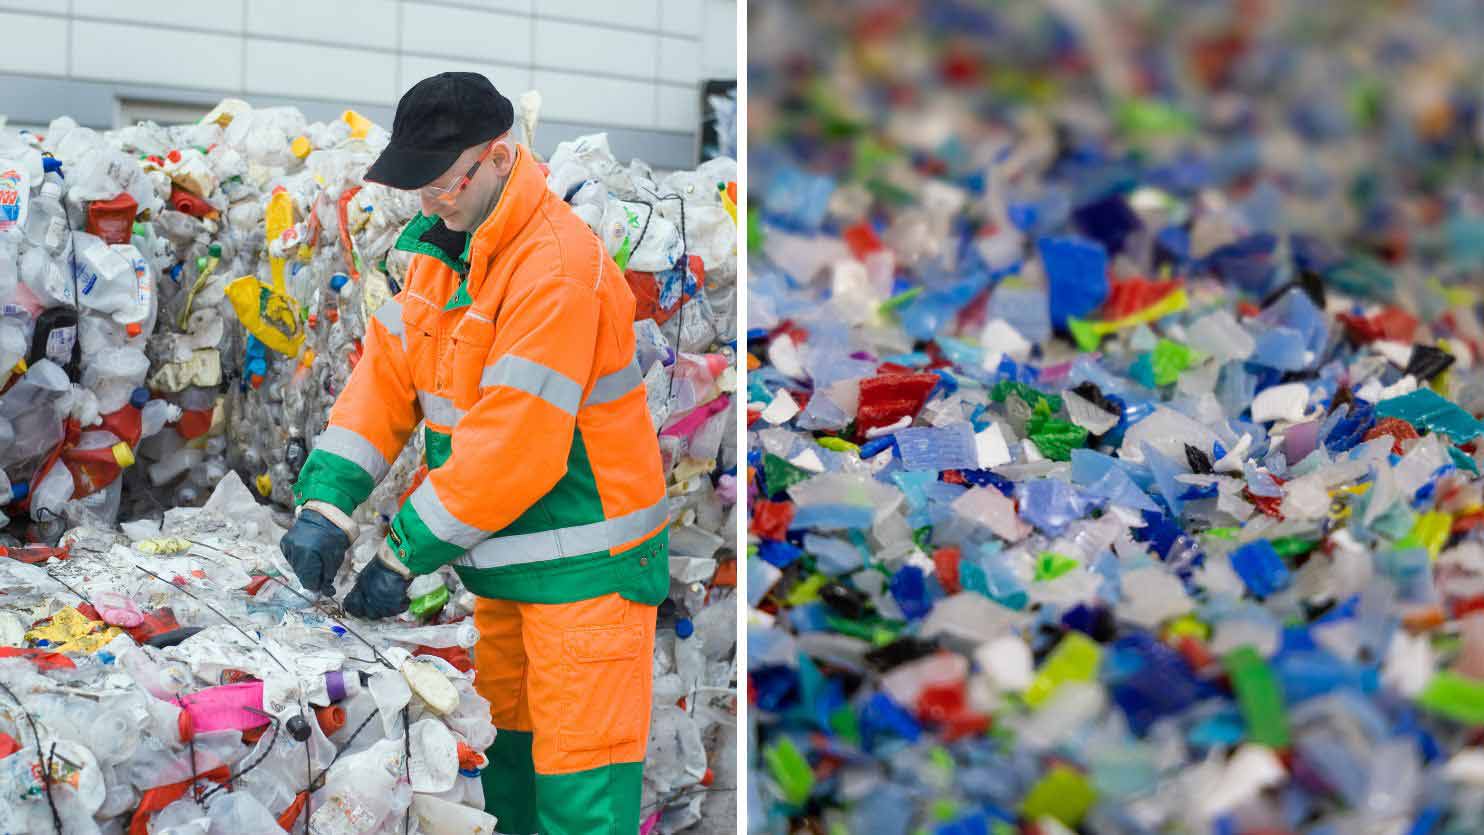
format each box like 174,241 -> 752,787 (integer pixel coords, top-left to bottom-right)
420,141 -> 495,203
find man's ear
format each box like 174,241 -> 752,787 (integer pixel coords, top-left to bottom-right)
491,138 -> 516,176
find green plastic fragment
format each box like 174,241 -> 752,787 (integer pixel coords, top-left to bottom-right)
929,798 -> 958,822
1115,97 -> 1196,140
1223,646 -> 1290,748
784,573 -> 828,606
1034,551 -> 1079,582
1270,536 -> 1318,558
1021,764 -> 1097,826
928,746 -> 955,775
1025,414 -> 1088,462
816,436 -> 860,454
763,737 -> 813,806
747,204 -> 763,253
1150,338 -> 1197,386
763,453 -> 813,497
1375,388 -> 1484,443
1025,632 -> 1102,708
912,526 -> 933,552
879,286 -> 923,314
829,704 -> 860,746
825,615 -> 902,645
851,135 -> 898,183
1067,316 -> 1102,352
407,585 -> 449,619
1418,672 -> 1484,725
990,381 -> 1063,413
1203,527 -> 1239,541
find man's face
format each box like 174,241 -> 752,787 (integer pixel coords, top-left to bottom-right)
419,138 -> 515,232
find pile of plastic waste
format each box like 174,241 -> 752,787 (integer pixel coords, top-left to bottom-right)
747,1 -> 1484,833
0,93 -> 736,831
0,473 -> 495,832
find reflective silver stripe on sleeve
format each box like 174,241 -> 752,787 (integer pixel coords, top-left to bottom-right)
583,360 -> 644,407
408,479 -> 489,549
417,391 -> 466,427
455,500 -> 670,570
478,355 -> 582,416
313,426 -> 391,481
373,299 -> 404,336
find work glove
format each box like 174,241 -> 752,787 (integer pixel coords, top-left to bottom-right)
344,547 -> 413,620
280,507 -> 351,595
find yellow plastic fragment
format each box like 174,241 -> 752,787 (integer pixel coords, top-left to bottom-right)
225,276 -> 304,356
134,537 -> 195,555
23,607 -> 123,653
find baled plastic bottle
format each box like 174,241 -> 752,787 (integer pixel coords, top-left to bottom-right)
23,175 -> 69,256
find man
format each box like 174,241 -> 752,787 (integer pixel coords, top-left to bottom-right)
280,72 -> 670,835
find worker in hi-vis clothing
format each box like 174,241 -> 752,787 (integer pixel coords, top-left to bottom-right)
279,73 -> 670,834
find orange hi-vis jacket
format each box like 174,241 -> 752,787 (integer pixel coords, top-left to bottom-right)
294,145 -> 670,604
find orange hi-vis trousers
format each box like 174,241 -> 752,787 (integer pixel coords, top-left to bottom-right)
474,592 -> 656,834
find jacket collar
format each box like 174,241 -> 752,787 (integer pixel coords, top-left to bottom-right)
390,144 -> 545,301
392,212 -> 469,276
467,144 -> 545,298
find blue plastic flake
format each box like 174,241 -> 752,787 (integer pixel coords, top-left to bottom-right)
1229,539 -> 1291,598
1038,235 -> 1109,329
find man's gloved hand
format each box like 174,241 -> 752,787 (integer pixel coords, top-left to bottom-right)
280,508 -> 351,595
344,548 -> 412,620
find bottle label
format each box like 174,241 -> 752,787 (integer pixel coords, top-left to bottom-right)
46,325 -> 76,363
0,161 -> 28,232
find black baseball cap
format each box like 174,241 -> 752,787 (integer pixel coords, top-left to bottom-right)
365,72 -> 515,190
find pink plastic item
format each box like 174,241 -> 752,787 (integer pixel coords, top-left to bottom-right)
175,681 -> 272,733
93,590 -> 144,628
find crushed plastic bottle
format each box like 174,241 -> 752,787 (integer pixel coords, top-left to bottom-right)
747,2 -> 1484,833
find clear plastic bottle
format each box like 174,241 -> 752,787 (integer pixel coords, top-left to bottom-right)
23,175 -> 69,256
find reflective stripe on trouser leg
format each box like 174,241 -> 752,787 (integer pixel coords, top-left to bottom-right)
521,592 -> 656,835
473,598 -> 537,833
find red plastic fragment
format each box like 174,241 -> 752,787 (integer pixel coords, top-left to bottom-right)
125,608 -> 181,644
175,408 -> 214,441
1245,490 -> 1285,520
855,372 -> 940,439
1099,277 -> 1182,320
1338,307 -> 1419,344
168,184 -> 216,219
415,643 -> 473,673
1364,417 -> 1420,455
0,732 -> 18,759
915,679 -> 989,742
86,192 -> 139,244
0,647 -> 76,670
276,791 -> 309,831
751,499 -> 795,542
842,222 -> 884,260
129,764 -> 232,835
932,546 -> 962,595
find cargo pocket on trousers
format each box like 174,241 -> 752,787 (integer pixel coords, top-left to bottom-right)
559,623 -> 646,754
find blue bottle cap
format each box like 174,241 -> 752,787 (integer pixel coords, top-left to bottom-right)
10,480 -> 28,502
130,387 -> 150,408
330,273 -> 349,292
676,618 -> 694,639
